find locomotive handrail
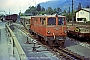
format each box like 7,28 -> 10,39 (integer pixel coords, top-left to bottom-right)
5,22 -> 27,60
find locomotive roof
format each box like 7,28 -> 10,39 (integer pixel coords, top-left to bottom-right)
20,15 -> 65,19
31,15 -> 65,18
20,16 -> 31,19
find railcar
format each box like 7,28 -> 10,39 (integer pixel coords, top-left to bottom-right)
67,26 -> 90,41
5,14 -> 17,22
29,15 -> 67,47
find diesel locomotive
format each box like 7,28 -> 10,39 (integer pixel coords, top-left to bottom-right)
20,15 -> 67,47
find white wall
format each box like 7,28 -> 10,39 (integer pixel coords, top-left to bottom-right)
76,10 -> 90,22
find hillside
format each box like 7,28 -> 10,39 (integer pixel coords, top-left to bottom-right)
39,0 -> 90,10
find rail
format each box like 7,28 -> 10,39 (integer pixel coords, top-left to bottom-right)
5,22 -> 27,60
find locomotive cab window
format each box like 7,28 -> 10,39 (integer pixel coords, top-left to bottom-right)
47,17 -> 56,25
42,18 -> 46,25
40,18 -> 46,25
58,17 -> 64,25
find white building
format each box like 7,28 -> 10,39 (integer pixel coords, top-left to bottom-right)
76,8 -> 90,22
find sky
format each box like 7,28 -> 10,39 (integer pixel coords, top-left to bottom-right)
0,0 -> 51,15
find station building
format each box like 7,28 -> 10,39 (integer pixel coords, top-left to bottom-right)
76,8 -> 90,23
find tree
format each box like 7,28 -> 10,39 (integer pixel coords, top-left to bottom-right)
46,7 -> 53,14
25,6 -> 37,15
57,7 -> 62,14
39,7 -> 46,15
37,4 -> 41,11
41,7 -> 45,11
63,10 -> 66,13
86,5 -> 90,8
53,8 -> 57,13
77,2 -> 82,10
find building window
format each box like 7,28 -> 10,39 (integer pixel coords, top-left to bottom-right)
77,18 -> 86,21
80,12 -> 84,14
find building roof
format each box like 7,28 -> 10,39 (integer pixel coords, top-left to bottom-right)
76,8 -> 90,13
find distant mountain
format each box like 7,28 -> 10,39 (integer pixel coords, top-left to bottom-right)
39,0 -> 90,11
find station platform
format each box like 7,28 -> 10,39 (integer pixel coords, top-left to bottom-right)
0,23 -> 10,60
0,22 -> 16,60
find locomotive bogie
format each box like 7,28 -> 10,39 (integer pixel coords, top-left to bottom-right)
46,36 -> 66,46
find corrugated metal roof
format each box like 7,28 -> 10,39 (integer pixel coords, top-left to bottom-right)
82,8 -> 90,12
76,8 -> 90,13
20,15 -> 65,19
31,15 -> 65,17
20,16 -> 31,19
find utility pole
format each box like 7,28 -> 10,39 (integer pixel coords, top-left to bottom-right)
19,6 -> 21,15
89,7 -> 90,21
69,6 -> 70,22
72,0 -> 74,26
33,0 -> 36,7
18,5 -> 21,22
9,9 -> 10,15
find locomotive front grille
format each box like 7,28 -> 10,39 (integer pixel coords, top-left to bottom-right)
54,27 -> 60,30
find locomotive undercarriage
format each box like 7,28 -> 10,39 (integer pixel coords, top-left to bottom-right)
29,29 -> 66,47
46,36 -> 66,47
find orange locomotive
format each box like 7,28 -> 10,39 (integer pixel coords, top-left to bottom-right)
30,15 -> 67,47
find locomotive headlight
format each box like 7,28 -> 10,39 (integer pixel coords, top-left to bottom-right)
47,30 -> 50,34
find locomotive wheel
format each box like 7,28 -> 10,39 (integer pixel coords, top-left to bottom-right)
48,40 -> 53,47
46,41 -> 49,44
59,41 -> 65,47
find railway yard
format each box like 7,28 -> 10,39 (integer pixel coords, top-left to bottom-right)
0,0 -> 90,59
0,17 -> 90,60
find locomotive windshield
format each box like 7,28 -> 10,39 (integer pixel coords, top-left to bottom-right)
58,17 -> 64,25
48,17 -> 56,25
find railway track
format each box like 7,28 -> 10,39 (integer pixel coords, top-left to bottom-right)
67,36 -> 90,50
14,23 -> 85,60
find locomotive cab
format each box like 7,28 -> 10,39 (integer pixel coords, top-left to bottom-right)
46,15 -> 66,47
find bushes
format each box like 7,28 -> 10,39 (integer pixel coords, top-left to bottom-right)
87,21 -> 90,24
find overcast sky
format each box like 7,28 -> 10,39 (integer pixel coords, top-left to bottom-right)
0,0 -> 51,14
